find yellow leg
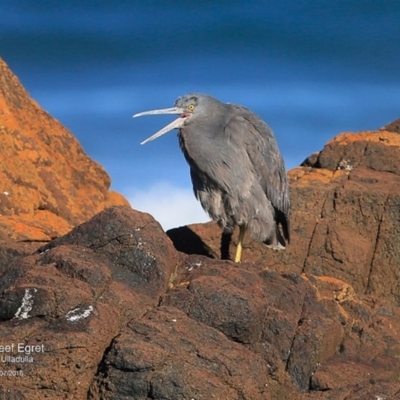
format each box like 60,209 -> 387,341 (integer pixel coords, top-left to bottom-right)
234,226 -> 246,263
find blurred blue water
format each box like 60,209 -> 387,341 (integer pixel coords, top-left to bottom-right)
1,1 -> 399,217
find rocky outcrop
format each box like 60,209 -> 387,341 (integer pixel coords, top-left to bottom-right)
0,58 -> 128,246
1,206 -> 400,399
168,128 -> 400,306
384,117 -> 400,133
1,58 -> 400,399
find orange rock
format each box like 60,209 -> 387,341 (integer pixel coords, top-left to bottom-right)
288,166 -> 348,185
318,129 -> 400,173
327,130 -> 400,147
307,275 -> 356,304
0,58 -> 129,242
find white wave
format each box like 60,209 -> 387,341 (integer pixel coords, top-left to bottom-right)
126,182 -> 210,230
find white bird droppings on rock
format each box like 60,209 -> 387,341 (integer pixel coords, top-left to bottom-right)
14,288 -> 37,319
65,305 -> 94,322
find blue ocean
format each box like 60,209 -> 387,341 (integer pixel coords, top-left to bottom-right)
1,1 -> 399,228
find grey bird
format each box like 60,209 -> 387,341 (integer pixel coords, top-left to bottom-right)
133,93 -> 290,262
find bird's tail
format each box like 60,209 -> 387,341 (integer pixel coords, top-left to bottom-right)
264,209 -> 290,250
279,211 -> 290,244
264,227 -> 286,250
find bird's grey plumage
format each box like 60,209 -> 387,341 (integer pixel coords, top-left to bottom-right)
175,94 -> 289,248
133,93 -> 290,260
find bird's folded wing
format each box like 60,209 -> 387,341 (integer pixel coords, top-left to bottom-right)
224,114 -> 290,223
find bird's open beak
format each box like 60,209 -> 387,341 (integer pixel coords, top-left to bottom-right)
133,107 -> 186,145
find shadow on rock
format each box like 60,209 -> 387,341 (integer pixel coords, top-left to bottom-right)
167,225 -> 217,258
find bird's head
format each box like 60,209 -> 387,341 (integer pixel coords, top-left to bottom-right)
133,93 -> 219,145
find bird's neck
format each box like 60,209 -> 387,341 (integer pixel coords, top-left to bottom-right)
178,124 -> 216,168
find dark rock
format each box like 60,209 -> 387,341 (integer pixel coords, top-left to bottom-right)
37,206 -> 180,297
301,151 -> 320,167
0,206 -> 177,398
0,231 -> 46,277
91,306 -> 273,400
383,117 -> 400,133
162,256 -> 400,395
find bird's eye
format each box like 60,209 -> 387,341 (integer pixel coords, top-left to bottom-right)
188,104 -> 195,111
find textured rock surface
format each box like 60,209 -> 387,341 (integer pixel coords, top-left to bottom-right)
168,128 -> 400,306
1,207 -> 400,399
0,57 -> 128,248
384,117 -> 400,133
0,207 -> 177,399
